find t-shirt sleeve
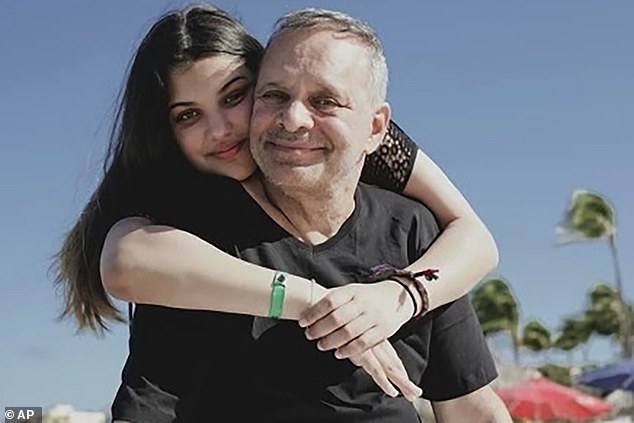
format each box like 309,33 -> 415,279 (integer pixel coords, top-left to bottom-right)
419,296 -> 498,401
360,120 -> 417,193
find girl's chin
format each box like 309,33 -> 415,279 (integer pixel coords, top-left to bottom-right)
198,158 -> 257,181
230,161 -> 258,181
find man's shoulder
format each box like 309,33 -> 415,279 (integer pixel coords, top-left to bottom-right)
357,182 -> 438,228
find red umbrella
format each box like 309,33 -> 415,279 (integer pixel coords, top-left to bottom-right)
495,376 -> 612,421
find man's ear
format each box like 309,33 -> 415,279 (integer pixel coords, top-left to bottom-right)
366,102 -> 391,154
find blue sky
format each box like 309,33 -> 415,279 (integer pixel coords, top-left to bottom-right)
1,0 -> 632,413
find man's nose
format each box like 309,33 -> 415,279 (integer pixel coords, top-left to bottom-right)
279,100 -> 314,133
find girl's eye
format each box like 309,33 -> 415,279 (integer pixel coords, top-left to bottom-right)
258,90 -> 289,104
174,109 -> 200,124
223,89 -> 247,107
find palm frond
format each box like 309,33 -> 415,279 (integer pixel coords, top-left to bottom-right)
554,189 -> 616,244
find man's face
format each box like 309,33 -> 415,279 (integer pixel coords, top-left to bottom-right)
250,29 -> 389,191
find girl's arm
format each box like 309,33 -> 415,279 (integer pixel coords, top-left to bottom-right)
364,119 -> 499,308
101,216 -> 422,400
100,216 -> 318,320
402,148 -> 499,311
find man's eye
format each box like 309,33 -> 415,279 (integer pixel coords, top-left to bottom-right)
258,90 -> 289,104
174,109 -> 200,124
312,96 -> 340,110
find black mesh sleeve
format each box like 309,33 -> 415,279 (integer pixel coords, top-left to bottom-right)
361,120 -> 418,193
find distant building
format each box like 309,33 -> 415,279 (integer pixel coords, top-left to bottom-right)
43,404 -> 105,423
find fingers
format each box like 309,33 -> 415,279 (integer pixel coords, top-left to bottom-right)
333,324 -> 384,358
298,287 -> 354,328
349,342 -> 423,402
310,314 -> 375,352
372,342 -> 423,402
303,300 -> 363,342
352,351 -> 399,398
304,303 -> 362,340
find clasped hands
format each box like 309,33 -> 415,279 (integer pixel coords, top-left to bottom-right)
298,280 -> 423,402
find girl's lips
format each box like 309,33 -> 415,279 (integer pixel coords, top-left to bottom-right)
211,140 -> 245,160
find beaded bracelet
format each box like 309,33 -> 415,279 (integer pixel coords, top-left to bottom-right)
366,264 -> 439,319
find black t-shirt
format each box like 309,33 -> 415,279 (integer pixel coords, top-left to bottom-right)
111,176 -> 256,422
192,183 -> 496,422
112,181 -> 497,422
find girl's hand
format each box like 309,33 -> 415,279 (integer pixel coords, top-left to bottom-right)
299,281 -> 414,359
349,340 -> 422,402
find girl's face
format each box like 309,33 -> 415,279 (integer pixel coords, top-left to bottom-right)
168,55 -> 256,180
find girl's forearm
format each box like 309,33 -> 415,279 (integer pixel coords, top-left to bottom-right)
100,217 -> 318,320
404,216 -> 498,310
402,149 -> 499,310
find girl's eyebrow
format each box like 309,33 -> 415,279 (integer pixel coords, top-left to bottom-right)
169,75 -> 250,110
219,75 -> 248,93
169,101 -> 194,110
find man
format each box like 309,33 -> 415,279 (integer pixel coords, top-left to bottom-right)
214,8 -> 511,422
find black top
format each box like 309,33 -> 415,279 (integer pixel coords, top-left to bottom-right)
362,120 -> 417,193
112,182 -> 497,422
111,177 -> 256,422
196,183 -> 496,422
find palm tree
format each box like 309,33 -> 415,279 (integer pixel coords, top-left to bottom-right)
553,315 -> 593,362
585,283 -> 622,339
555,189 -> 630,357
522,320 -> 552,352
551,284 -> 630,363
471,277 -> 521,364
522,320 -> 552,362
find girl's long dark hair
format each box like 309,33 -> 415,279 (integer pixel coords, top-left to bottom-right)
52,4 -> 263,332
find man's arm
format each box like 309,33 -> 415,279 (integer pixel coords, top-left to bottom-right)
431,385 -> 511,423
